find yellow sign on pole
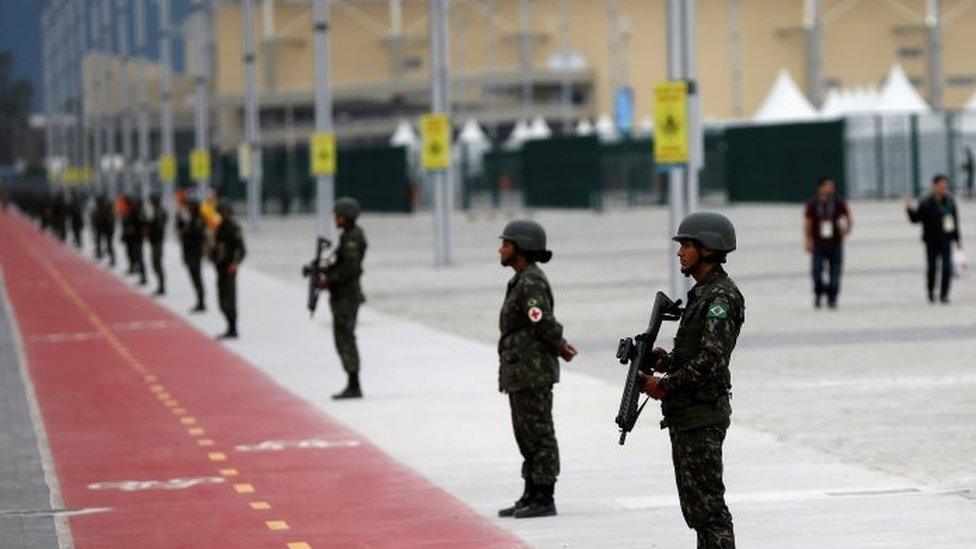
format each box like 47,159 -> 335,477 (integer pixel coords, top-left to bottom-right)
159,154 -> 177,184
653,82 -> 689,165
310,132 -> 337,176
237,143 -> 252,179
420,114 -> 451,170
190,149 -> 211,182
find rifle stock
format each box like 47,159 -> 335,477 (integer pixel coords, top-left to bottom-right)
615,291 -> 683,445
302,237 -> 332,318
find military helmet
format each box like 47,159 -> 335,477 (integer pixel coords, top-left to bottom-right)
500,219 -> 548,252
334,196 -> 361,220
672,211 -> 736,252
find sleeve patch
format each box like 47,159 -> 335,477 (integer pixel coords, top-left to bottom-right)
707,301 -> 729,319
526,297 -> 540,308
527,306 -> 543,323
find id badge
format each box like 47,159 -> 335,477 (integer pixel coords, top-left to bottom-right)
943,214 -> 955,233
820,220 -> 834,239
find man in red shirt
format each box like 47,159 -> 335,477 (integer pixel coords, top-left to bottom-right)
804,177 -> 853,309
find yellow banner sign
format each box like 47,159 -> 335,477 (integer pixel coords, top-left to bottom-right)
238,143 -> 252,179
310,132 -> 337,176
189,149 -> 211,182
653,82 -> 689,165
420,114 -> 451,170
159,154 -> 177,184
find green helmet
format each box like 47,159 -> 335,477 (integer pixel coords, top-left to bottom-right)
672,211 -> 736,252
500,219 -> 547,252
334,197 -> 361,220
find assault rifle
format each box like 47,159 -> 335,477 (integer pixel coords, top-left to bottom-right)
614,291 -> 683,445
301,237 -> 332,318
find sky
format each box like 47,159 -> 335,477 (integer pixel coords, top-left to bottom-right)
0,0 -> 195,113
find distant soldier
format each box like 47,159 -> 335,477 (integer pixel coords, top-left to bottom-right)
905,174 -> 961,304
320,197 -> 368,400
211,200 -> 246,339
146,194 -> 168,296
51,191 -> 67,242
176,195 -> 207,312
496,220 -> 576,519
92,195 -> 116,266
67,189 -> 85,248
963,147 -> 974,199
121,196 -> 147,285
804,177 -> 852,309
641,212 -> 744,548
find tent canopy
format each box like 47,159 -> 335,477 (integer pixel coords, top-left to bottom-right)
876,64 -> 929,114
752,70 -> 818,123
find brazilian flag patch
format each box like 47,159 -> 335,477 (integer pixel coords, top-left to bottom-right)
707,301 -> 729,319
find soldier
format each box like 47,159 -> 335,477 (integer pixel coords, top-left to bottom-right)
146,194 -> 168,296
320,197 -> 368,399
50,191 -> 68,242
67,189 -> 85,248
640,212 -> 744,549
496,220 -> 577,519
904,174 -> 962,304
92,195 -> 116,266
211,199 -> 246,339
121,196 -> 147,285
176,195 -> 207,312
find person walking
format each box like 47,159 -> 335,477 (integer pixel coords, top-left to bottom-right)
804,177 -> 852,309
905,174 -> 962,304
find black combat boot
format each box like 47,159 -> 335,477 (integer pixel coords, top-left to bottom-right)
498,480 -> 533,517
190,302 -> 206,313
216,319 -> 238,340
332,373 -> 363,400
513,483 -> 556,518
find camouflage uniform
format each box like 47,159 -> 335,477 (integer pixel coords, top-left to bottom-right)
147,202 -> 168,294
499,263 -> 565,485
659,267 -> 744,548
324,224 -> 367,374
212,215 -> 246,334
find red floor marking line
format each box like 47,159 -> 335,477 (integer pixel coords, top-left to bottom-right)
0,212 -> 523,548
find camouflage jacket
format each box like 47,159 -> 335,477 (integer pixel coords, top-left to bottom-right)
659,267 -> 745,431
498,263 -> 565,393
211,218 -> 246,271
324,224 -> 367,302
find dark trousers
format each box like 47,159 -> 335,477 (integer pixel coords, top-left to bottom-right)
217,269 -> 237,331
330,295 -> 361,374
127,239 -> 146,282
925,240 -> 952,299
670,423 -> 735,549
184,254 -> 205,307
97,229 -> 115,265
150,242 -> 164,292
811,242 -> 843,301
508,387 -> 560,486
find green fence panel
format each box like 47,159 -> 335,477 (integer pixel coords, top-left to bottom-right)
724,120 -> 846,203
335,145 -> 412,213
521,136 -> 601,208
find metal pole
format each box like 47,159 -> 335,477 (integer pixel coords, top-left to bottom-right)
243,0 -> 263,231
262,0 -> 277,91
926,0 -> 943,110
312,0 -> 335,240
728,0 -> 743,118
116,0 -> 134,196
609,0 -> 621,91
77,0 -> 90,189
101,0 -> 117,196
389,0 -> 404,95
803,0 -> 823,107
42,9 -> 54,186
666,0 -> 687,299
518,0 -> 533,116
134,0 -> 151,200
484,1 -> 498,139
90,1 -> 104,194
158,0 -> 176,212
429,0 -> 453,266
191,0 -> 210,197
683,0 -> 700,213
52,3 -> 64,188
559,0 -> 572,133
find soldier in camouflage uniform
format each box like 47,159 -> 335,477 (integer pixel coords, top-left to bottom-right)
321,197 -> 367,400
642,212 -> 744,549
211,200 -> 246,339
497,220 -> 577,519
146,194 -> 168,296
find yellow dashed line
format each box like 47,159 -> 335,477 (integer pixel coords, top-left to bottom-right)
197,439 -> 214,447
287,543 -> 311,549
234,483 -> 255,494
144,375 -> 158,383
180,417 -> 196,425
172,408 -> 186,415
187,427 -> 205,436
250,501 -> 271,510
208,452 -> 227,462
219,468 -> 238,477
164,400 -> 179,407
149,385 -> 164,393
266,521 -> 290,531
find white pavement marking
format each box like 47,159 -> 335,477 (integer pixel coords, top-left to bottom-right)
234,438 -> 361,452
87,477 -> 226,491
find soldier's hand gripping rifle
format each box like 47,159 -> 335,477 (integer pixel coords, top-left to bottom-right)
614,291 -> 683,445
301,237 -> 332,318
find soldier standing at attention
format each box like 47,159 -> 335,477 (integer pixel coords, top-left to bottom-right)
905,174 -> 962,304
122,196 -> 148,286
321,197 -> 368,400
92,195 -> 116,266
146,194 -> 168,296
641,212 -> 744,549
67,189 -> 85,248
211,200 -> 245,339
496,220 -> 577,519
176,196 -> 207,312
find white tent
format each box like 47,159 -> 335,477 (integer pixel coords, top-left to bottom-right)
753,70 -> 818,123
820,88 -> 843,118
638,117 -> 654,135
574,118 -> 594,136
595,114 -> 618,141
458,118 -> 490,146
527,116 -> 553,140
963,86 -> 976,110
390,120 -> 419,147
504,119 -> 531,149
876,64 -> 929,114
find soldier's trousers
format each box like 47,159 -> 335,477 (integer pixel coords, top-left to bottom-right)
217,270 -> 237,330
508,387 -> 559,485
329,295 -> 360,374
669,423 -> 735,549
97,230 -> 115,264
184,254 -> 205,307
150,242 -> 164,292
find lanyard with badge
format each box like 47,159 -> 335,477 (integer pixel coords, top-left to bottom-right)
942,205 -> 955,233
817,199 -> 835,239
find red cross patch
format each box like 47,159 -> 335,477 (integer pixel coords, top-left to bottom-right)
528,306 -> 543,323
